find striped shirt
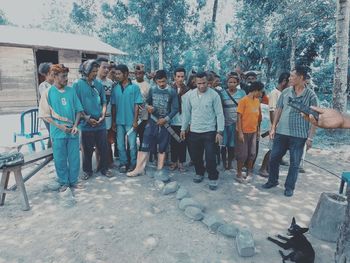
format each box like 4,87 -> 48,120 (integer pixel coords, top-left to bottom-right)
276,86 -> 318,138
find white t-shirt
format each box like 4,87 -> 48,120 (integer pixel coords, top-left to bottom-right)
97,77 -> 114,129
268,88 -> 281,112
133,80 -> 150,121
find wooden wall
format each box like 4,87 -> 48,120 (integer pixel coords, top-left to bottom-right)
0,46 -> 37,114
58,50 -> 81,85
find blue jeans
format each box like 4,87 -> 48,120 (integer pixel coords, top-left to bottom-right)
117,125 -> 137,167
52,137 -> 80,186
268,134 -> 306,190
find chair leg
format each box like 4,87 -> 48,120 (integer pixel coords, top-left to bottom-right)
0,169 -> 10,206
13,168 -> 30,211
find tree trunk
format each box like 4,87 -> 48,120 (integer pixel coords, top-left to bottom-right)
158,22 -> 164,70
335,185 -> 350,263
333,0 -> 350,113
290,30 -> 299,70
212,0 -> 218,23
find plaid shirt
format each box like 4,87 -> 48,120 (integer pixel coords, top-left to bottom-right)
276,86 -> 318,138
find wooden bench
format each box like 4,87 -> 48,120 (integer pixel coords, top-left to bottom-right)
0,137 -> 53,211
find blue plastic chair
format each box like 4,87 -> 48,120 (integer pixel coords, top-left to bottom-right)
339,172 -> 350,194
13,108 -> 45,152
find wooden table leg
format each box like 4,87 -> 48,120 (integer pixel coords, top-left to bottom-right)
0,169 -> 10,206
13,167 -> 30,211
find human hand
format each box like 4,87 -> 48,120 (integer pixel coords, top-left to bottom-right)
304,106 -> 345,129
157,118 -> 167,126
133,121 -> 139,129
269,127 -> 276,140
238,132 -> 244,143
87,118 -> 98,127
60,124 -> 72,133
71,126 -> 79,135
147,105 -> 154,114
215,133 -> 223,144
180,131 -> 186,141
112,122 -> 116,132
306,138 -> 313,151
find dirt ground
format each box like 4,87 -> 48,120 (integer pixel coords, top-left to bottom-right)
0,140 -> 349,263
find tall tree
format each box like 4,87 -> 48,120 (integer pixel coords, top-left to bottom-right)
334,3 -> 350,263
332,0 -> 350,114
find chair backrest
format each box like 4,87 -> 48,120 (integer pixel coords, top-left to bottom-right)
19,108 -> 41,137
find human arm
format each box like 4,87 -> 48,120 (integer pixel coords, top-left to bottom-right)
307,106 -> 350,129
236,113 -> 244,143
180,93 -> 191,140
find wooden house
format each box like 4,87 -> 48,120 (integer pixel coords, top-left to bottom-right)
0,25 -> 126,114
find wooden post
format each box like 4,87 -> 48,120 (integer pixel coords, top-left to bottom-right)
33,48 -> 39,107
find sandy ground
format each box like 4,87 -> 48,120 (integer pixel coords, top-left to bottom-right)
1,139 -> 348,263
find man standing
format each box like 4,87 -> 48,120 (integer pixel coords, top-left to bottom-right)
127,70 -> 178,177
133,64 -> 150,149
169,67 -> 189,172
259,72 -> 290,177
74,59 -> 112,180
111,64 -> 143,173
96,57 -> 115,169
39,64 -> 83,192
180,72 -> 224,190
262,66 -> 318,197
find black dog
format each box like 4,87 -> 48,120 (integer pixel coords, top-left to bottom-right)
267,217 -> 315,263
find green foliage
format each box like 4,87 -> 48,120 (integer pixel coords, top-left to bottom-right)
0,9 -> 9,25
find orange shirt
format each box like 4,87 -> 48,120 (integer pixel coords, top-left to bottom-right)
237,96 -> 261,133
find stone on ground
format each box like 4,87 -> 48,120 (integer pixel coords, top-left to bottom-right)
178,198 -> 204,211
42,181 -> 61,192
202,214 -> 224,232
236,227 -> 255,257
184,207 -> 204,221
176,186 -> 190,200
218,224 -> 239,238
60,188 -> 76,208
154,180 -> 165,191
162,181 -> 179,195
154,170 -> 171,183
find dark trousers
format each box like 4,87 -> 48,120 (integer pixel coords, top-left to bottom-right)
189,131 -> 218,180
81,129 -> 108,174
137,120 -> 148,150
170,125 -> 187,163
268,133 -> 306,190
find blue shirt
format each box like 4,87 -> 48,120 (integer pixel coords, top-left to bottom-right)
181,88 -> 225,133
111,81 -> 143,126
73,78 -> 107,131
39,85 -> 83,139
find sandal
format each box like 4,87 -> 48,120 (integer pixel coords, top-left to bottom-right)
169,163 -> 178,171
58,185 -> 68,192
178,164 -> 187,173
81,172 -> 92,180
234,175 -> 245,184
71,183 -> 83,189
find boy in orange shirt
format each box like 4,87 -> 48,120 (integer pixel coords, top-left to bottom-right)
236,81 -> 264,183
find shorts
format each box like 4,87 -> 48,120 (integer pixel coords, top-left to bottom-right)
223,123 -> 236,147
235,132 -> 257,162
140,119 -> 170,153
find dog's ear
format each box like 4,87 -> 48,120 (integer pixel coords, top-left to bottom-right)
300,227 -> 309,234
291,217 -> 296,225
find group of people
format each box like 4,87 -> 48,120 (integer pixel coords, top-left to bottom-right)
38,59 -> 322,196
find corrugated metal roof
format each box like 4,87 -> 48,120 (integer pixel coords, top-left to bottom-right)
0,25 -> 127,55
